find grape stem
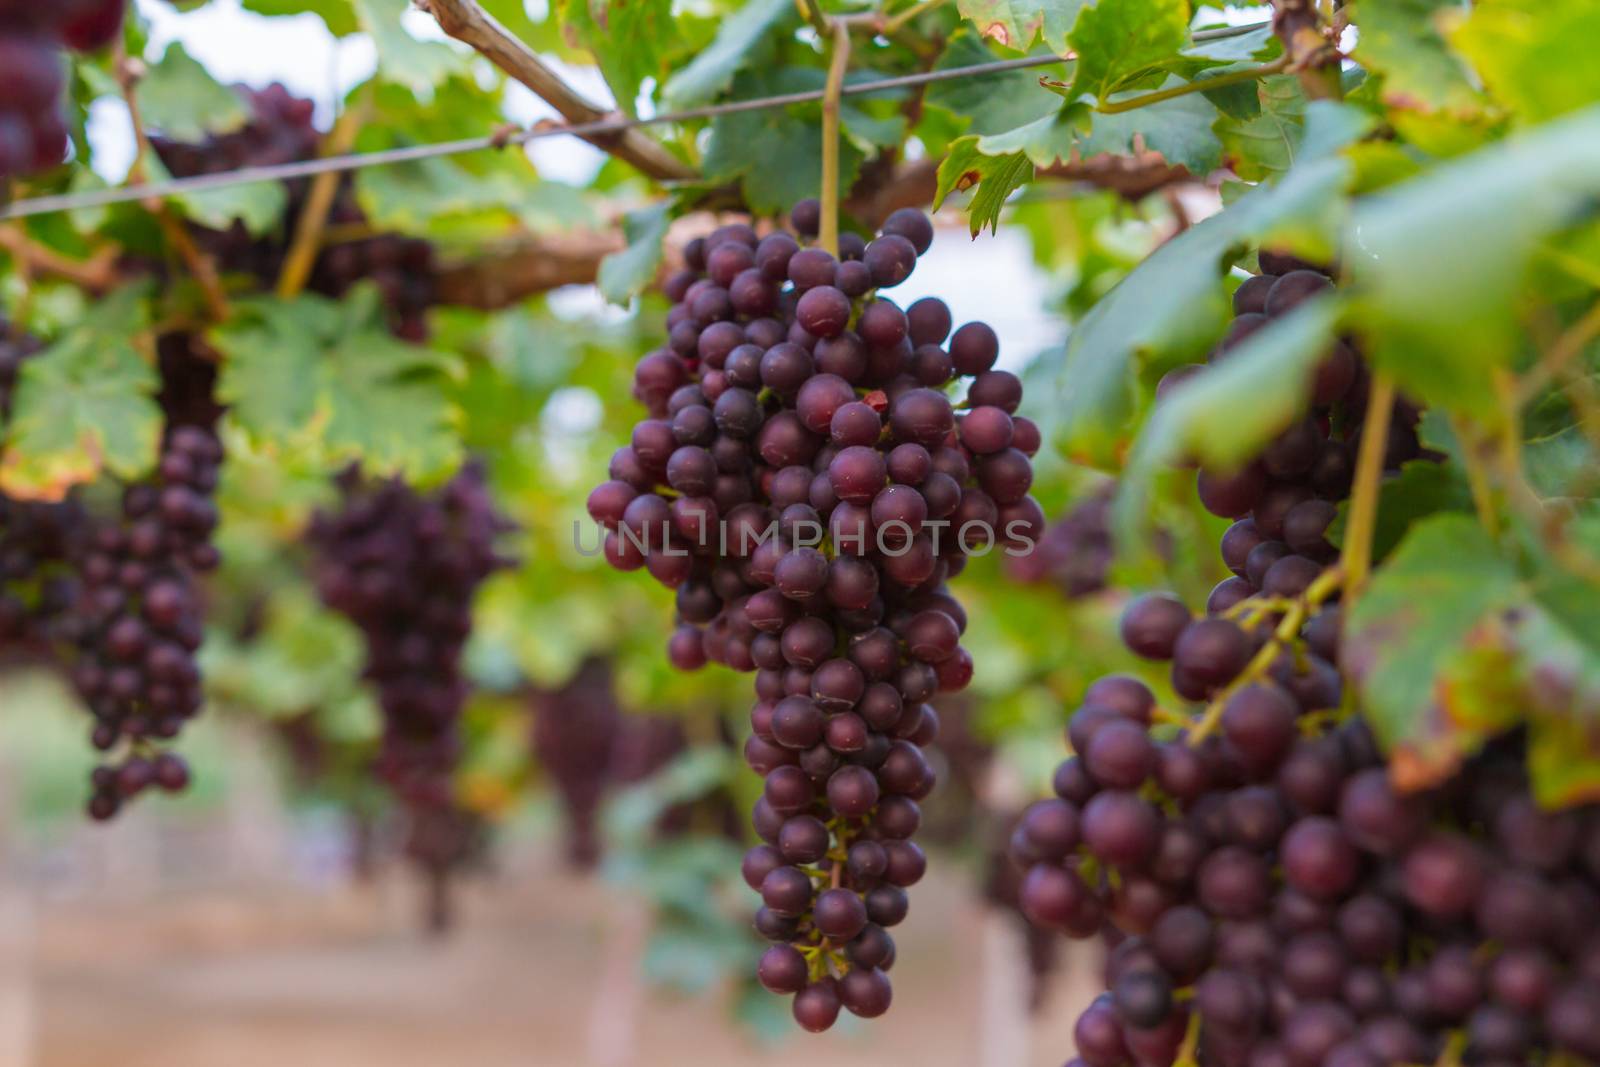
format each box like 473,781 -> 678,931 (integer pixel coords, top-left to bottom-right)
1433,1030 -> 1467,1067
1515,297 -> 1600,405
0,226 -> 119,294
881,0 -> 946,34
1340,371 -> 1395,602
276,93 -> 372,300
819,20 -> 852,258
797,0 -> 831,38
3,214 -> 37,331
112,41 -> 232,323
1096,56 -> 1289,114
1171,1007 -> 1202,1067
1448,414 -> 1501,538
1187,565 -> 1344,745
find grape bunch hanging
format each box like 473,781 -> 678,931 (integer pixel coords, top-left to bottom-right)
1,325 -> 221,816
0,324 -> 79,652
1009,254 -> 1600,1067
309,465 -> 512,885
151,85 -> 437,340
72,418 -> 221,818
0,0 -> 125,179
588,200 -> 1045,1031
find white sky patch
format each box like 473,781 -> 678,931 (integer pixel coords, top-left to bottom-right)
891,225 -> 1066,372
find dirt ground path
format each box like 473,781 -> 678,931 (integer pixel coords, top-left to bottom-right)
27,850 -> 1096,1067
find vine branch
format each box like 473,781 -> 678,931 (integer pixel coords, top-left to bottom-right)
798,0 -> 832,38
416,0 -> 695,181
0,226 -> 119,293
1449,414 -> 1501,538
1491,367 -> 1600,584
113,44 -> 230,322
1097,57 -> 1289,114
882,0 -> 945,34
276,95 -> 370,300
819,21 -> 852,257
1516,298 -> 1600,406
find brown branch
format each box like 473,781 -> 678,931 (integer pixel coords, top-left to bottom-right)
1039,151 -> 1193,202
1517,298 -> 1600,406
114,45 -> 231,322
1271,0 -> 1341,101
0,226 -> 120,293
415,0 -> 695,182
433,229 -> 625,307
846,157 -> 939,227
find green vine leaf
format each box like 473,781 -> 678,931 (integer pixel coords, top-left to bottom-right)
955,0 -> 1086,53
1346,103 -> 1600,421
1449,0 -> 1600,122
703,73 -> 864,214
660,0 -> 793,110
1082,87 -> 1223,175
211,295 -> 342,441
1066,0 -> 1188,103
598,201 -> 672,306
149,153 -> 288,236
924,33 -> 1064,136
1329,458 -> 1475,563
1214,75 -> 1307,181
355,0 -> 471,92
561,0 -> 679,117
1350,0 -> 1485,117
974,108 -> 1084,166
1114,297 -> 1345,541
0,285 -> 161,500
241,0 -> 360,35
1344,514 -> 1525,786
135,42 -> 251,142
213,290 -> 462,481
1181,23 -> 1278,64
934,137 -> 1034,236
1041,105 -> 1359,466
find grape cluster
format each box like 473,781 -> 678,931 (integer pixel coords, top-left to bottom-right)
587,201 -> 1045,1030
984,810 -> 1065,1011
309,464 -> 512,880
1010,254 -> 1600,1066
0,0 -> 125,179
0,324 -> 79,653
1,328 -> 217,813
1160,251 -> 1426,623
532,657 -> 625,868
151,85 -> 436,340
71,421 -> 221,819
1022,708 -> 1600,1066
0,323 -> 42,420
0,494 -> 83,653
1005,485 -> 1116,597
532,657 -> 743,868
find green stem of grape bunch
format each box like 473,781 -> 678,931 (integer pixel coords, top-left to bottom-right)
1341,371 -> 1396,601
1096,56 -> 1290,115
1187,563 -> 1345,745
819,19 -> 851,258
